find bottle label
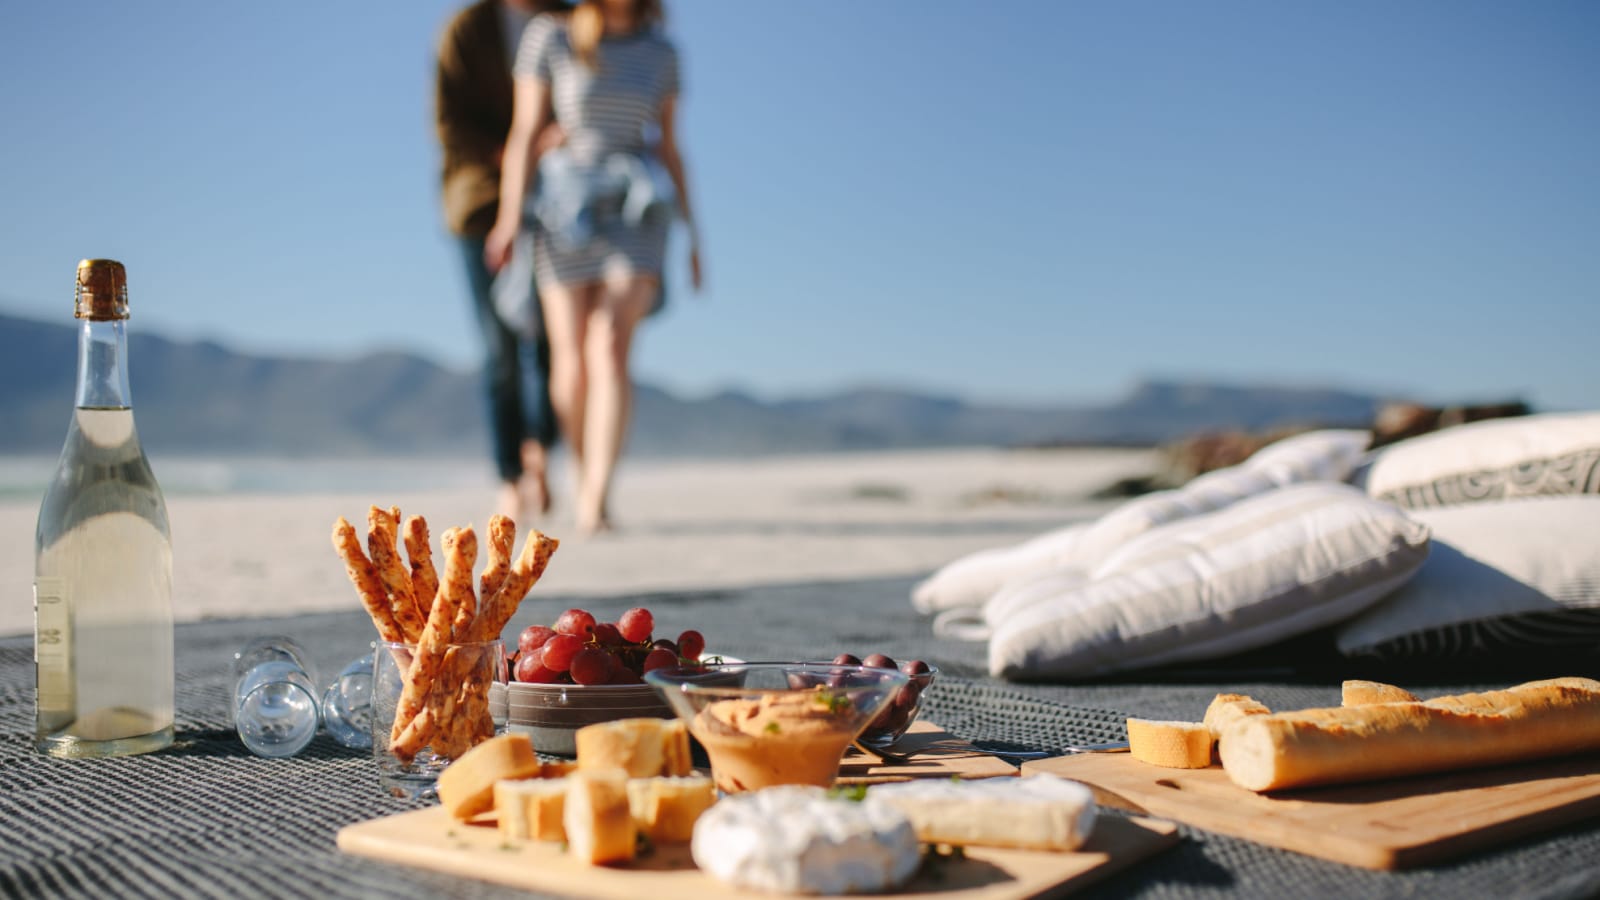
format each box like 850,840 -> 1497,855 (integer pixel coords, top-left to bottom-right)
34,577 -> 70,670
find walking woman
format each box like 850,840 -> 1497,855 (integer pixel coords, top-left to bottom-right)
485,0 -> 701,535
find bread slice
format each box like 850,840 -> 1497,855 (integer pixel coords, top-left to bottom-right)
564,769 -> 637,864
1203,693 -> 1271,739
1127,718 -> 1213,768
576,718 -> 692,778
626,775 -> 717,843
495,777 -> 569,842
1222,677 -> 1600,791
436,734 -> 541,820
1341,679 -> 1420,706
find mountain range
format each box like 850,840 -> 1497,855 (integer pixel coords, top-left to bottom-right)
0,311 -> 1395,457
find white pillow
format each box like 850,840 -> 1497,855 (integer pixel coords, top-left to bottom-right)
987,483 -> 1431,680
1352,411 -> 1600,509
1060,430 -> 1372,578
910,522 -> 1089,615
1244,429 -> 1372,485
1063,466 -> 1278,577
1336,496 -> 1600,659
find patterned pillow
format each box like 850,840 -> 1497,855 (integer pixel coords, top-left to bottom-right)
987,483 -> 1431,681
1351,412 -> 1600,509
1336,496 -> 1600,661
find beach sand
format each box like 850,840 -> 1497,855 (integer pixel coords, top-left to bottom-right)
0,447 -> 1153,637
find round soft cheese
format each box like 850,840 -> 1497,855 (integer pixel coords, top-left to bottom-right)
691,786 -> 921,895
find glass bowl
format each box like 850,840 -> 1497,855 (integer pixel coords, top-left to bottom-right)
644,661 -> 909,793
857,664 -> 939,750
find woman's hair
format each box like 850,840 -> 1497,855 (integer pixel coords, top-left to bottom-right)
570,0 -> 664,69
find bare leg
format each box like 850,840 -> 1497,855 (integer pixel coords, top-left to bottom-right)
517,439 -> 550,517
538,280 -> 599,501
575,273 -> 658,534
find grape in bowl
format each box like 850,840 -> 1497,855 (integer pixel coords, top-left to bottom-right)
833,654 -> 939,751
493,606 -> 711,756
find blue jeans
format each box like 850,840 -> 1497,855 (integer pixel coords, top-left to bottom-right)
457,235 -> 557,483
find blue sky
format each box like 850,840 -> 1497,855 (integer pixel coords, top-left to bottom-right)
2,1 -> 1595,409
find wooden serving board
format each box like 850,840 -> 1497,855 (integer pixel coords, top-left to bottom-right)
838,720 -> 1022,783
337,806 -> 1176,900
1024,751 -> 1600,870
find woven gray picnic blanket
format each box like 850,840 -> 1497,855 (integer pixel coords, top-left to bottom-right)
3,574 -> 1598,899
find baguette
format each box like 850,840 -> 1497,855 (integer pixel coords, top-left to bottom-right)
1221,677 -> 1600,792
1203,693 -> 1270,739
1341,679 -> 1419,706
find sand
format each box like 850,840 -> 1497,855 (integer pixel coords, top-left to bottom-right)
0,447 -> 1154,637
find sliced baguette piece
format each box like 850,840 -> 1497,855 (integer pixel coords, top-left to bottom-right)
1127,718 -> 1213,769
495,777 -> 568,842
1222,677 -> 1600,792
436,734 -> 541,820
564,769 -> 636,865
626,775 -> 716,843
1203,693 -> 1271,739
575,717 -> 692,778
1341,679 -> 1420,706
868,773 -> 1096,851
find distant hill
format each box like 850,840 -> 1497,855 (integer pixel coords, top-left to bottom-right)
0,311 -> 1394,456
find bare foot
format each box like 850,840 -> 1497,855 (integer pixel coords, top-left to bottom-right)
575,503 -> 613,537
495,482 -> 522,521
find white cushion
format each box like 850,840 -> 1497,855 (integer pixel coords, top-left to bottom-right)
910,522 -> 1089,615
987,483 -> 1431,680
1244,429 -> 1372,485
1061,430 -> 1372,579
1352,411 -> 1600,509
1336,496 -> 1600,659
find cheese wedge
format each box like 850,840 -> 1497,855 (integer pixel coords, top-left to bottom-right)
1127,718 -> 1213,768
564,769 -> 636,865
436,734 -> 541,820
869,773 -> 1096,851
496,777 -> 569,842
626,775 -> 716,843
1203,693 -> 1271,739
1341,680 -> 1420,706
575,717 -> 692,778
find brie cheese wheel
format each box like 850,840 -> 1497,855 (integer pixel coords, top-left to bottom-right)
691,786 -> 920,894
869,773 -> 1096,851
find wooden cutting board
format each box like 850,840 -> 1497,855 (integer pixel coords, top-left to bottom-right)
1024,751 -> 1600,870
837,720 -> 1021,783
337,807 -> 1176,899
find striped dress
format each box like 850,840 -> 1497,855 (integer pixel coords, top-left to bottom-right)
514,15 -> 680,287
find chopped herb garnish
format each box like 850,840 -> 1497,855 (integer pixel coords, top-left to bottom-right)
826,784 -> 869,802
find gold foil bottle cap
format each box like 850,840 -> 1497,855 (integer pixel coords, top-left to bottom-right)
75,259 -> 130,321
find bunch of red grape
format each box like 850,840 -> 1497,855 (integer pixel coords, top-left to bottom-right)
512,606 -> 707,686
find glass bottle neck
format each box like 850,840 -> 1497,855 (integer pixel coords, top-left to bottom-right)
75,319 -> 133,410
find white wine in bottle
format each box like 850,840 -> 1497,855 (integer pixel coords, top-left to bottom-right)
34,259 -> 175,758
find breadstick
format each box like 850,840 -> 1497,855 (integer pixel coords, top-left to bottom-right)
331,517 -> 404,643
1221,677 -> 1600,792
368,506 -> 425,643
403,515 -> 438,628
390,526 -> 477,755
470,530 -> 561,643
478,515 -> 515,610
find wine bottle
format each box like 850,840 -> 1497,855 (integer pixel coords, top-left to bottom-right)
34,259 -> 175,758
